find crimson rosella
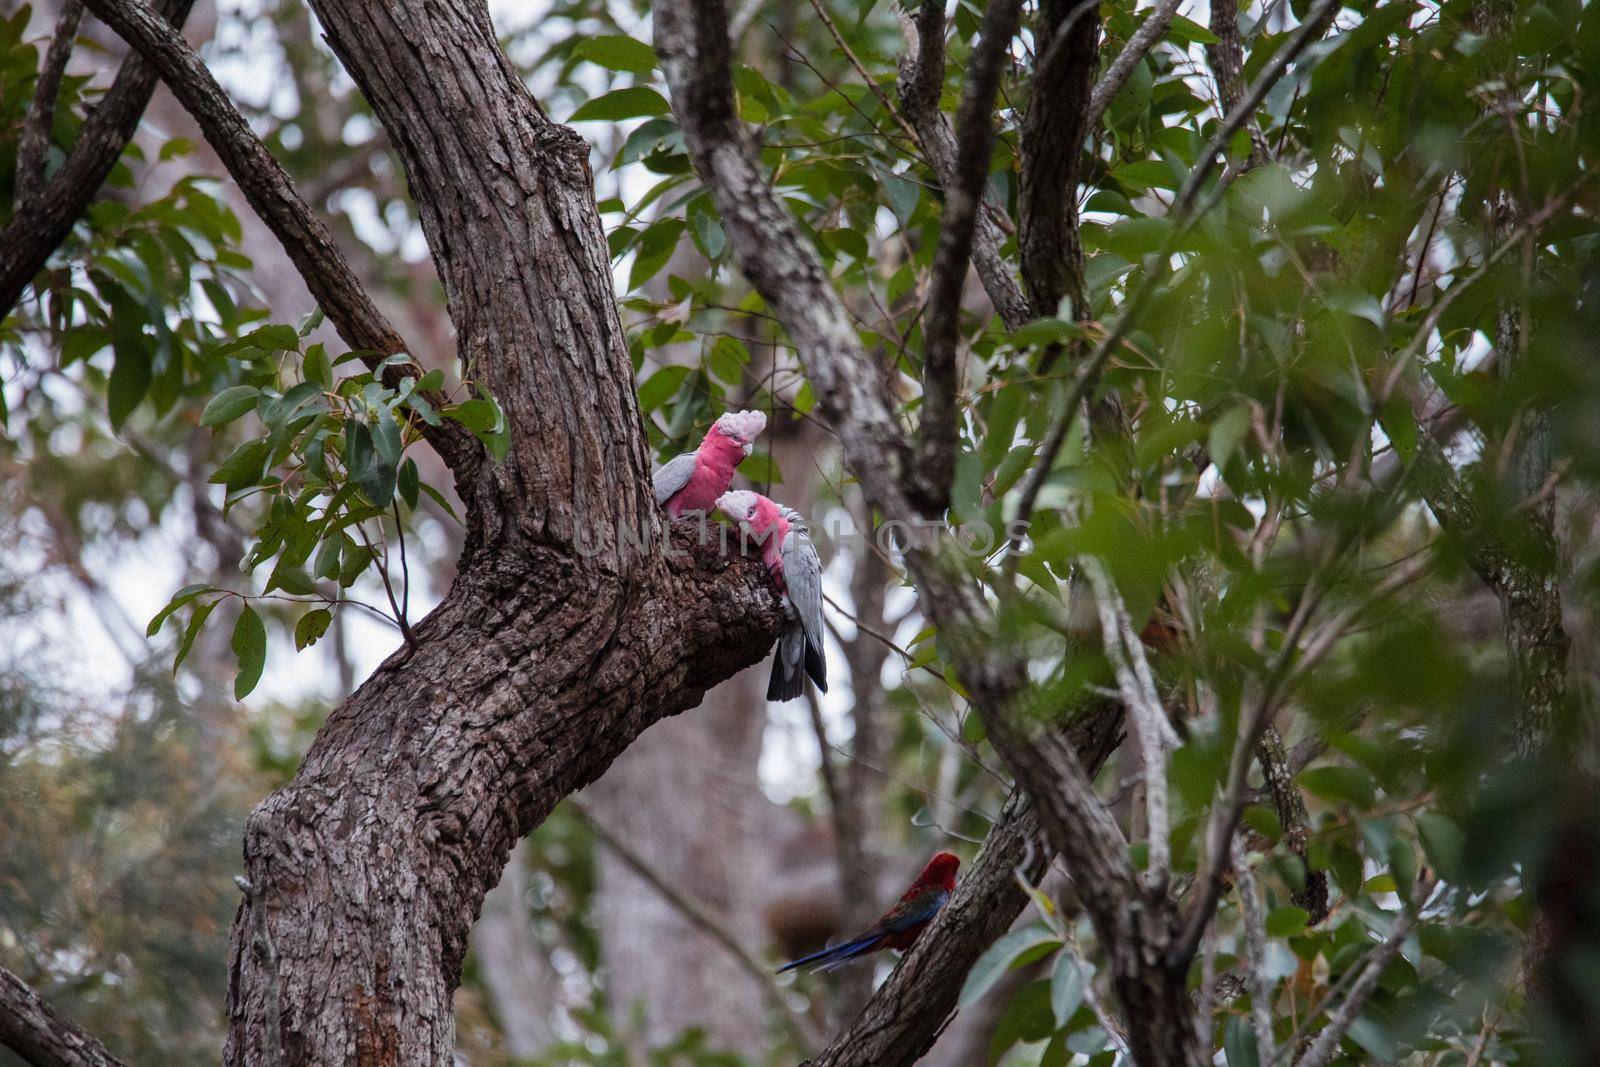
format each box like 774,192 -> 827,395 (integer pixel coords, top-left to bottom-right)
777,852 -> 961,973
716,490 -> 827,700
652,409 -> 767,518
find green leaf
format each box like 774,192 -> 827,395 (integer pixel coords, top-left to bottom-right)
1167,13 -> 1219,43
339,541 -> 374,587
147,583 -> 212,637
1223,1015 -> 1260,1067
303,343 -> 332,389
231,605 -> 266,699
173,598 -> 219,673
419,481 -> 460,522
314,537 -> 343,581
1299,765 -> 1378,807
108,329 -> 152,431
639,366 -> 692,412
1380,391 -> 1418,461
1417,811 -> 1465,883
208,440 -> 271,490
959,925 -> 1062,1010
444,398 -> 500,432
738,450 -> 782,486
988,980 -> 1056,1063
217,323 -> 300,355
574,34 -> 658,73
1208,404 -> 1253,471
398,458 -> 420,509
345,420 -> 396,507
569,86 -> 671,122
373,410 -> 404,469
1050,953 -> 1087,1028
1265,905 -> 1310,938
159,137 -> 195,161
294,608 -> 333,650
297,306 -> 325,336
1013,318 -> 1084,348
269,558 -> 316,596
200,385 -> 261,427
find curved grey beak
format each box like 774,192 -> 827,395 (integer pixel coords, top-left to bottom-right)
743,441 -> 754,458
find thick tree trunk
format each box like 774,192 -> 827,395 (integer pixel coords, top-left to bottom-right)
224,537 -> 781,1065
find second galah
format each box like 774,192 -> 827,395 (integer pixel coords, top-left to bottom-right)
652,409 -> 768,518
776,852 -> 961,973
716,490 -> 827,701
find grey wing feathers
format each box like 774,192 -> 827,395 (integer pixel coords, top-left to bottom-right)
782,526 -> 827,693
652,453 -> 698,505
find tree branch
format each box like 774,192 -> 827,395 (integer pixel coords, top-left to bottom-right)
0,0 -> 195,319
1257,724 -> 1329,923
1173,0 -> 1340,218
1233,839 -> 1277,1064
892,2 -> 1029,332
1019,0 -> 1097,320
1204,0 -> 1270,165
1083,0 -> 1182,135
14,0 -> 84,210
1009,0 -> 1343,565
911,0 -> 1023,512
0,962 -> 125,1067
1083,556 -> 1177,886
77,0 -> 478,474
654,0 -> 917,520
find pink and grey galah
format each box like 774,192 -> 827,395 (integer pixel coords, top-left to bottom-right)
652,409 -> 768,518
716,490 -> 827,701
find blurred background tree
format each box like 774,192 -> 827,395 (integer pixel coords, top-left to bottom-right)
2,0 -> 1598,1063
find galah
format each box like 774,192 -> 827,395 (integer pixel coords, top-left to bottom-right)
777,852 -> 961,973
652,409 -> 768,518
716,490 -> 827,701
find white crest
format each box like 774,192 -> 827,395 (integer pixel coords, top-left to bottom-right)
716,490 -> 761,520
713,409 -> 768,444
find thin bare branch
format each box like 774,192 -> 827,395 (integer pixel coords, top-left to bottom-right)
1233,839 -> 1277,1064
77,0 -> 478,474
1257,724 -> 1329,923
15,0 -> 84,210
808,0 -> 921,146
1083,556 -> 1177,885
